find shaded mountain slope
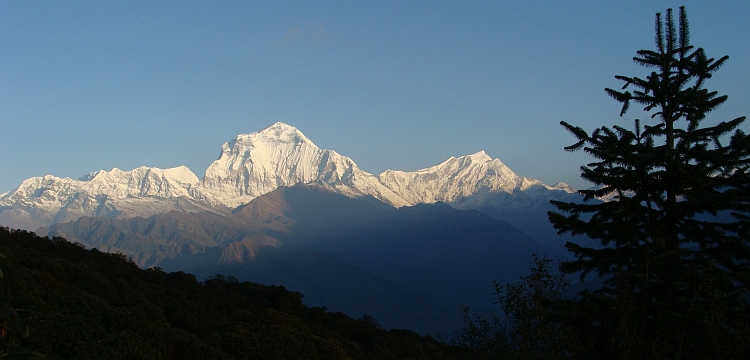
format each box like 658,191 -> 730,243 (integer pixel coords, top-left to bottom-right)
256,186 -> 548,332
0,227 -> 470,359
39,209 -> 279,269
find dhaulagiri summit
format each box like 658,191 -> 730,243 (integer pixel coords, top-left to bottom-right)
0,122 -> 575,231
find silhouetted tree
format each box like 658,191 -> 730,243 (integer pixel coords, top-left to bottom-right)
549,7 -> 750,358
452,255 -> 574,359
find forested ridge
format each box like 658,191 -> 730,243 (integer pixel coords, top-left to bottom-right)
0,227 -> 476,360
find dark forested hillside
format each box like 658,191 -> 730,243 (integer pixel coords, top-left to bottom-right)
0,226 -> 476,359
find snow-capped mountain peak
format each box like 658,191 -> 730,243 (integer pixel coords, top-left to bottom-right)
222,122 -> 315,153
462,150 -> 492,163
547,182 -> 577,193
198,122 -> 407,208
377,150 -> 541,205
258,121 -> 312,142
0,165 -> 208,230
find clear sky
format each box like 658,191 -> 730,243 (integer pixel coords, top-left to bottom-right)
2,0 -> 748,193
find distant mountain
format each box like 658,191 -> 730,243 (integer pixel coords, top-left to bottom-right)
379,150 -> 565,205
40,184 -> 550,336
0,122 -> 579,241
0,166 -> 223,231
198,122 -> 408,208
377,150 -> 584,250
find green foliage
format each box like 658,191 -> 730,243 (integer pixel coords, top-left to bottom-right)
452,255 -> 575,359
548,6 -> 750,359
0,301 -> 33,359
494,255 -> 574,359
0,254 -> 47,360
0,226 -> 464,359
452,304 -> 503,356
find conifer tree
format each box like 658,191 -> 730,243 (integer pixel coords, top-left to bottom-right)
548,7 -> 750,357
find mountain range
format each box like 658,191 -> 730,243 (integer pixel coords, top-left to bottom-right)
0,122 -> 587,335
0,122 -> 577,237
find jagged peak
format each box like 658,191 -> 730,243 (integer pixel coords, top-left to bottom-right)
75,166 -> 199,184
381,150 -> 503,176
464,150 -> 491,162
159,166 -> 200,184
425,151 -> 500,172
78,167 -> 138,181
79,169 -> 110,181
261,121 -> 301,134
226,122 -> 315,150
548,182 -> 577,193
20,174 -> 66,184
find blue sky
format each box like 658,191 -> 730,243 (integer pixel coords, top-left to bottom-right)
2,0 -> 748,193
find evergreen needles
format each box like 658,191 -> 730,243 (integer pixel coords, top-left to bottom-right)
548,6 -> 750,358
